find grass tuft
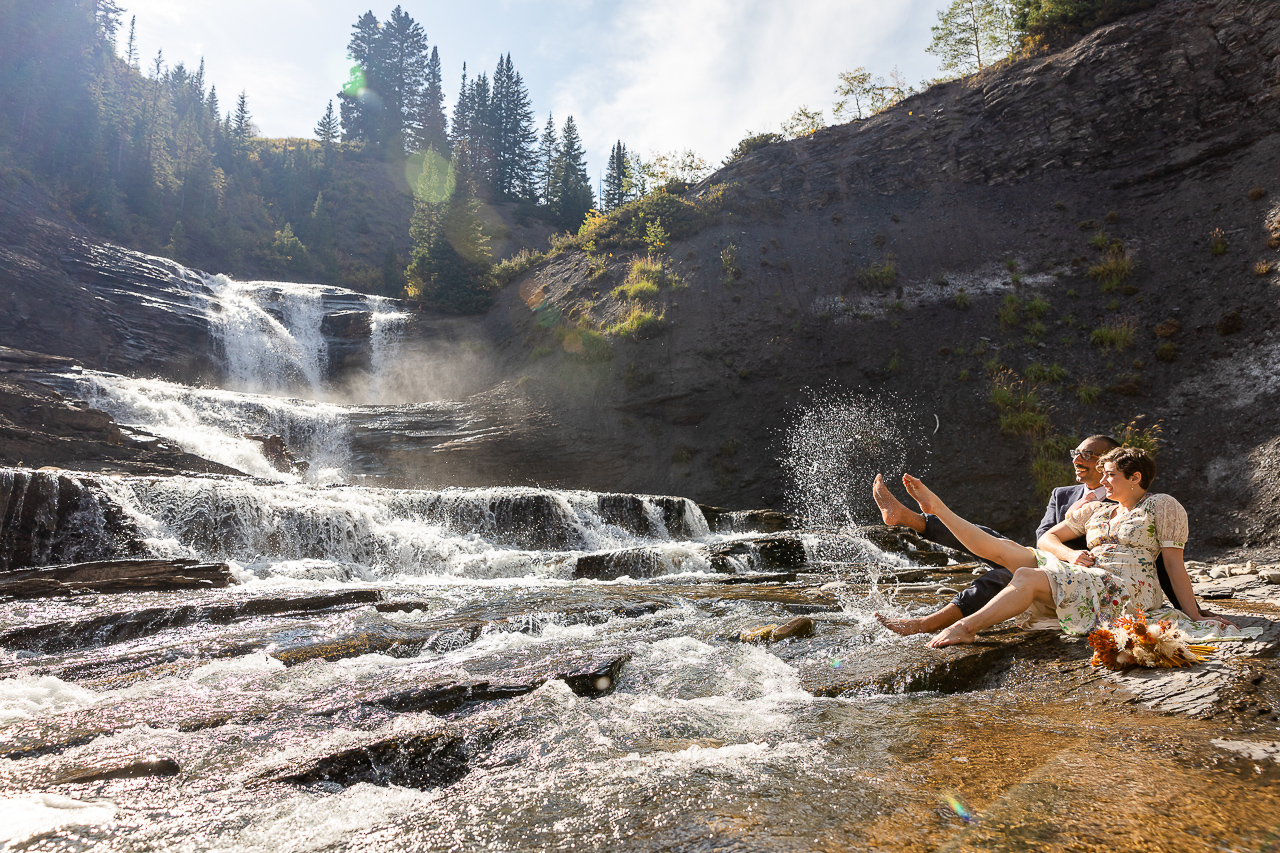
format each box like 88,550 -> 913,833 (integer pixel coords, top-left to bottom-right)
1091,317 -> 1137,350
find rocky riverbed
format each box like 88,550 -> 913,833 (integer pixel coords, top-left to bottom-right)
0,477 -> 1277,851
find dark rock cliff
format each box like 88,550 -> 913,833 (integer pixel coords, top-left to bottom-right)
471,0 -> 1280,553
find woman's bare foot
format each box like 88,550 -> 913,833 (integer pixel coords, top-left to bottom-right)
901,474 -> 943,516
875,612 -> 928,636
872,474 -> 927,531
927,621 -> 977,648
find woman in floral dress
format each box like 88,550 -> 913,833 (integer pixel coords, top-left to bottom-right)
894,447 -> 1232,648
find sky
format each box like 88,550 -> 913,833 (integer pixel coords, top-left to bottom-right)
118,0 -> 952,181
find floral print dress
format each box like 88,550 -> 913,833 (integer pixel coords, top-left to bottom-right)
1019,492 -> 1189,635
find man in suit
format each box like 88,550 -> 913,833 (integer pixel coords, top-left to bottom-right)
873,434 -> 1193,635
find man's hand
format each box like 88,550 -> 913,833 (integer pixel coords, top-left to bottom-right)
1069,550 -> 1094,567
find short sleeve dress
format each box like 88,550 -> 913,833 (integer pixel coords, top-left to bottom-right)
1017,492 -> 1189,635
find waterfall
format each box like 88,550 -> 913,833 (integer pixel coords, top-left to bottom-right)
87,476 -> 715,581
206,276 -> 329,396
368,297 -> 410,404
65,372 -> 351,484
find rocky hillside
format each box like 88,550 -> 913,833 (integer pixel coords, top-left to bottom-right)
1,0 -> 1278,556
471,0 -> 1280,551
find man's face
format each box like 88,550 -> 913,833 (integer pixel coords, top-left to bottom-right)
1071,440 -> 1109,488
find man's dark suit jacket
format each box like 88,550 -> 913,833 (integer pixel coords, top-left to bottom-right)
921,483 -> 1183,616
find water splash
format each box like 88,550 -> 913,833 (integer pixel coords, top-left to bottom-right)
779,385 -> 927,529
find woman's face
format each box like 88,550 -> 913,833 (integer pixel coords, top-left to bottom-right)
1100,462 -> 1142,498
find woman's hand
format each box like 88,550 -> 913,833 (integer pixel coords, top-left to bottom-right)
1190,608 -> 1238,631
1069,550 -> 1094,567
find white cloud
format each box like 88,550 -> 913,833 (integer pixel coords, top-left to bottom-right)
559,0 -> 945,167
115,0 -> 949,168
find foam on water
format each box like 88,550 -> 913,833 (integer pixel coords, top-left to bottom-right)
0,675 -> 101,725
0,794 -> 117,842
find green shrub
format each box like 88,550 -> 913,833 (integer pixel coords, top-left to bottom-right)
723,132 -> 784,164
494,248 -> 547,285
1031,434 -> 1079,500
1087,250 -> 1132,291
1090,231 -> 1110,250
997,294 -> 1022,328
1026,297 -> 1050,318
958,368 -> 971,381
1092,317 -> 1136,350
1210,227 -> 1227,256
1114,416 -> 1162,454
854,255 -> 898,288
606,301 -> 666,338
1025,362 -> 1067,383
1000,409 -> 1050,435
1076,381 -> 1102,404
1017,0 -> 1160,49
645,218 -> 669,254
953,288 -> 971,309
990,371 -> 1041,413
613,279 -> 659,300
1155,341 -> 1176,361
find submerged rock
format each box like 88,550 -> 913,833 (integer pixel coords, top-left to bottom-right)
264,730 -> 471,790
53,756 -> 180,785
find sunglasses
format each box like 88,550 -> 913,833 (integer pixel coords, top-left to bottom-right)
1069,449 -> 1102,461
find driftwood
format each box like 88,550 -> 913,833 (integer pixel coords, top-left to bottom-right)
0,558 -> 235,598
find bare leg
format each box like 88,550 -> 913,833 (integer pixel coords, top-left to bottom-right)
872,474 -> 927,533
928,566 -> 1054,647
901,475 -> 1038,573
876,603 -> 961,636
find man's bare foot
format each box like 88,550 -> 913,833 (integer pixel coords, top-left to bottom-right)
872,474 -> 926,531
902,474 -> 943,516
875,611 -> 927,636
926,621 -> 977,648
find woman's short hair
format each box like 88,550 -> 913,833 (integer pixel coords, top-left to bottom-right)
1099,446 -> 1156,489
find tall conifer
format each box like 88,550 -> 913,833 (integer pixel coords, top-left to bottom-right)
534,114 -> 557,207
414,46 -> 448,154
549,116 -> 593,231
602,141 -> 629,211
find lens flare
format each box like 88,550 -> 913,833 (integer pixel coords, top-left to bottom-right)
940,790 -> 976,824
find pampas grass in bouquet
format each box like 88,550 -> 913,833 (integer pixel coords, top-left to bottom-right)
1087,613 -> 1216,670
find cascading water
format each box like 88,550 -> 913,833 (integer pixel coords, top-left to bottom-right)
207,276 -> 330,396
0,256 -> 1004,852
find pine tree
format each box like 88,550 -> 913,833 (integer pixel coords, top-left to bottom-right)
489,54 -> 537,200
534,113 -> 557,206
380,5 -> 428,156
450,64 -> 471,143
125,15 -> 137,68
405,143 -> 494,313
339,11 -> 387,151
315,100 -> 339,146
413,46 -> 448,154
548,116 -> 593,231
232,90 -> 252,145
602,141 -> 629,211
